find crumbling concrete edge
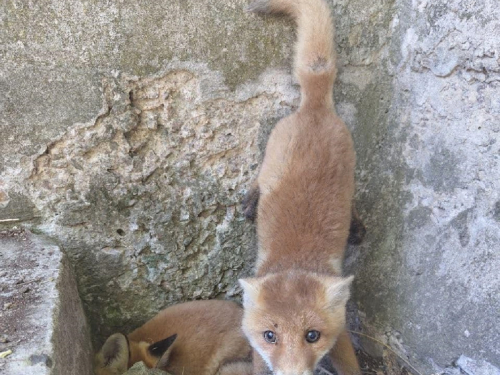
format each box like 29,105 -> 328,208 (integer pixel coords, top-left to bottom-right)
50,239 -> 94,375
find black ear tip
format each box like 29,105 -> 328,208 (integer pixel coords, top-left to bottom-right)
164,333 -> 177,345
148,333 -> 178,357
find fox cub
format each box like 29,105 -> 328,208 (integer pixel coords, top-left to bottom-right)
240,0 -> 361,375
94,300 -> 252,375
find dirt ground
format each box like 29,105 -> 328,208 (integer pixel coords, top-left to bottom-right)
314,348 -> 415,375
0,228 -> 49,370
356,349 -> 415,375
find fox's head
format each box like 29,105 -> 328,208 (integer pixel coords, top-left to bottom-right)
94,332 -> 177,375
239,271 -> 353,375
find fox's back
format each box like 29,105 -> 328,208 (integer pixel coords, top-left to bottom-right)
128,300 -> 249,375
256,110 -> 355,276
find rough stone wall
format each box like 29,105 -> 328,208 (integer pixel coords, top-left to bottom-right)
1,0 -> 499,373
344,0 -> 500,373
27,64 -> 299,342
1,0 -> 298,345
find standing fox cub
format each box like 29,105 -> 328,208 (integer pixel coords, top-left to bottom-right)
240,0 -> 361,375
94,300 -> 252,375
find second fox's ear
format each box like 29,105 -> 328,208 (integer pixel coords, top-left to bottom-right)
151,334 -> 177,370
149,334 -> 177,358
94,333 -> 129,374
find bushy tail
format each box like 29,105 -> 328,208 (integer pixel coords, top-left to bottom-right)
248,0 -> 337,108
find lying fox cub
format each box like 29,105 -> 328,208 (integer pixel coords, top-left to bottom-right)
95,300 -> 252,375
240,0 -> 361,374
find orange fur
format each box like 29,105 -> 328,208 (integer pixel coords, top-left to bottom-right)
94,300 -> 252,375
241,0 -> 361,374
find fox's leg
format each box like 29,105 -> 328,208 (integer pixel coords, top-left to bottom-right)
242,181 -> 260,222
328,329 -> 361,375
347,205 -> 366,245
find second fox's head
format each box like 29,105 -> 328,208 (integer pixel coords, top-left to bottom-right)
94,333 -> 177,375
239,271 -> 353,375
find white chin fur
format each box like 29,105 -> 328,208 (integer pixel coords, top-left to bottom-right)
250,339 -> 273,372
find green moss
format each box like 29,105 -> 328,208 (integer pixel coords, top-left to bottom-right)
28,227 -> 45,235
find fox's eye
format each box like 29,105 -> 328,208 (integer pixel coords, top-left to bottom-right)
263,330 -> 277,344
305,330 -> 320,343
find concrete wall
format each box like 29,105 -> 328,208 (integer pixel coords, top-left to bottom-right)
344,0 -> 500,373
1,0 -> 498,373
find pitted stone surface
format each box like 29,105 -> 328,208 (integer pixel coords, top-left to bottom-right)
20,64 -> 299,344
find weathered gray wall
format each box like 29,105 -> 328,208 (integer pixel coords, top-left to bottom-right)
1,0 -> 498,374
342,0 -> 500,373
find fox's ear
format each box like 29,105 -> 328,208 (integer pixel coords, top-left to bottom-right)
149,333 -> 177,358
239,278 -> 262,308
94,333 -> 129,374
324,275 -> 354,307
152,334 -> 177,369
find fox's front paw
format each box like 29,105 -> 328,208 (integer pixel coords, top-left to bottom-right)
348,208 -> 366,245
347,218 -> 366,245
242,185 -> 260,221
